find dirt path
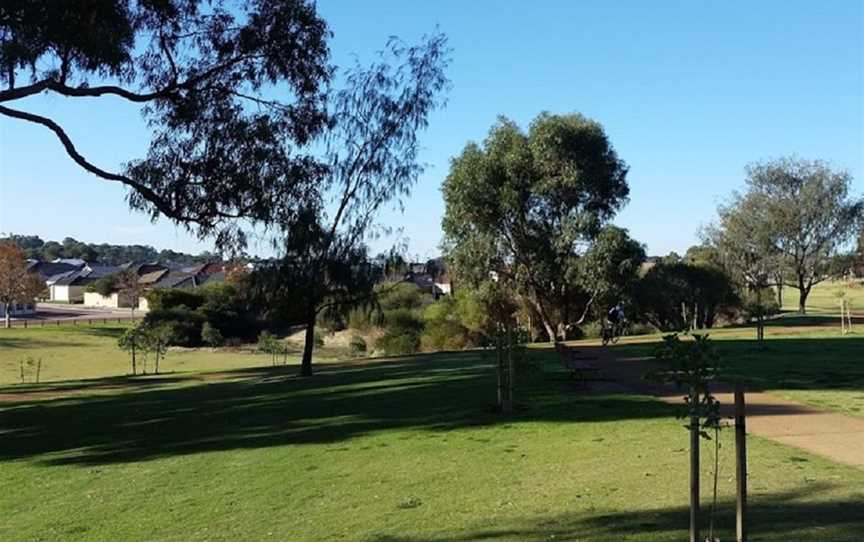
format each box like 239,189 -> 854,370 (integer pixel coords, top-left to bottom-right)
582,346 -> 864,468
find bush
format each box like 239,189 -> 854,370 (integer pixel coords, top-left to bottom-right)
145,288 -> 204,312
420,296 -> 476,351
349,335 -> 367,356
201,322 -> 224,346
376,329 -> 421,356
376,307 -> 423,355
141,307 -> 206,346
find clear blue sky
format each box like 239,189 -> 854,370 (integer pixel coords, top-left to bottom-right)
1,0 -> 861,259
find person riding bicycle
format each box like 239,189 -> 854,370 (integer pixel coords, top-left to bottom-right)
607,302 -> 625,328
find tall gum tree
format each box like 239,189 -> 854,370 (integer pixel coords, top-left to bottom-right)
442,113 -> 633,341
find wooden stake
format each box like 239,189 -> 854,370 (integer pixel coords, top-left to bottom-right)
690,388 -> 700,542
735,382 -> 748,542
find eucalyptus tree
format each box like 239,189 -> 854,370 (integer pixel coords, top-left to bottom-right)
742,158 -> 863,314
442,113 -> 632,341
707,192 -> 779,341
251,33 -> 450,376
1,0 -> 332,249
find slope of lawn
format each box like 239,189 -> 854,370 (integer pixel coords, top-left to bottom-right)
781,279 -> 864,315
0,324 -> 351,385
1,346 -> 863,541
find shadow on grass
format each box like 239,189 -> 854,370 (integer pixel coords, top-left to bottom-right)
0,337 -> 85,349
0,350 -> 675,466
369,484 -> 863,542
604,336 -> 864,393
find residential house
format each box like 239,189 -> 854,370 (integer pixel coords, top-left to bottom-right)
57,265 -> 121,304
137,263 -> 226,310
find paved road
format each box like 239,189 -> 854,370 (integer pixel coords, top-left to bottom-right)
8,303 -> 141,325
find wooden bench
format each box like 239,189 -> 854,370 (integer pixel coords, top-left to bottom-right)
554,342 -> 601,388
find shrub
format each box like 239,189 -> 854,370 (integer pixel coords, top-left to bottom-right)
201,322 -> 224,346
313,330 -> 325,348
634,262 -> 740,331
86,273 -> 120,297
349,335 -> 367,356
376,329 -> 421,356
141,307 -> 206,346
375,307 -> 423,355
420,297 -> 475,351
145,288 -> 204,312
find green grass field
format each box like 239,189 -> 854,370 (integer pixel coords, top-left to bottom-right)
781,279 -> 864,314
0,324 -> 352,385
1,320 -> 863,541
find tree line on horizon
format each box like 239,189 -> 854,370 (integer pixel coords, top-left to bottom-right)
2,235 -> 217,266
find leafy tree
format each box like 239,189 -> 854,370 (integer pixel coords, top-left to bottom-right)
1,0 -> 332,249
118,325 -> 145,375
201,322 -> 225,347
257,331 -> 282,366
0,242 -> 46,327
635,263 -> 740,331
578,226 -> 646,321
741,158 -> 862,314
87,273 -> 120,297
706,192 -> 780,342
252,33 -> 449,376
141,324 -> 172,374
442,113 -> 630,341
117,269 -> 143,316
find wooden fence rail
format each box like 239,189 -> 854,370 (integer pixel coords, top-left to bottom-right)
4,316 -> 138,329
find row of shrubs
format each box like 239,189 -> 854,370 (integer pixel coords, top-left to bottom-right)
141,284 -> 261,347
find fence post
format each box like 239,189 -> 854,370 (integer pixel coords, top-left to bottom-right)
735,382 -> 748,542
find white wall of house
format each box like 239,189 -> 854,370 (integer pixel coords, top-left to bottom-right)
138,296 -> 150,312
50,285 -> 85,303
83,292 -> 132,309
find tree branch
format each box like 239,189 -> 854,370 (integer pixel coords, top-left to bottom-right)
0,104 -> 180,221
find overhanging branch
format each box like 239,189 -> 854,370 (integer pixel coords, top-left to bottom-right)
0,104 -> 183,222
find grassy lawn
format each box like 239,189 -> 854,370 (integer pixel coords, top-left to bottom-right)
0,324 -> 351,385
1,347 -> 863,542
589,315 -> 864,418
781,279 -> 864,314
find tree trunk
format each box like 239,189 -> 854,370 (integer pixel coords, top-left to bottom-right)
300,310 -> 315,377
131,342 -> 137,375
776,282 -> 783,308
4,305 -> 10,329
797,276 -> 808,315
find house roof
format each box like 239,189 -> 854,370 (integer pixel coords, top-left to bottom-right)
53,265 -> 121,286
139,269 -> 169,285
28,261 -> 85,280
152,271 -> 198,289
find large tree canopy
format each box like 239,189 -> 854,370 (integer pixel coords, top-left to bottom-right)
442,113 -> 632,341
1,0 -> 332,248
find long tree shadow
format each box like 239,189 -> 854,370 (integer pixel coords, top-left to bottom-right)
604,336 -> 864,393
0,350 -> 675,466
368,483 -> 863,541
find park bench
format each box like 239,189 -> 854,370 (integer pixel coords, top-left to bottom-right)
554,342 -> 601,388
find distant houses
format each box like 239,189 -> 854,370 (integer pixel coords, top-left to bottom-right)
27,258 -> 228,310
